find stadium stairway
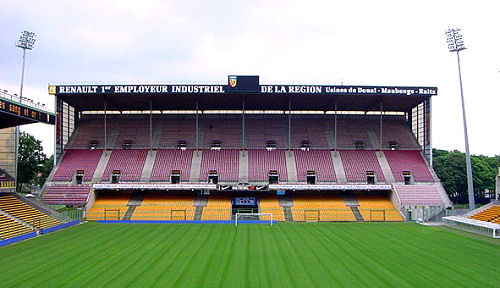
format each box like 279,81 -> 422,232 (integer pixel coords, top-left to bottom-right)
278,194 -> 293,221
151,120 -> 163,147
350,207 -> 364,222
330,150 -> 347,183
238,150 -> 248,183
323,120 -> 335,147
92,150 -> 111,181
140,150 -> 157,181
341,192 -> 364,222
106,127 -> 120,148
189,150 -> 202,182
367,131 -> 380,148
193,195 -> 208,220
377,151 -> 396,182
285,150 -> 298,182
123,190 -> 146,220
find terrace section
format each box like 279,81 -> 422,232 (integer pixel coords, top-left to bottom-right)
199,149 -> 239,182
86,193 -> 131,221
289,119 -> 329,148
0,195 -> 61,229
384,150 -> 434,182
52,149 -> 103,181
245,118 -> 288,148
70,119 -> 119,148
0,214 -> 32,240
469,206 -> 500,223
201,118 -> 242,148
293,149 -> 336,182
113,118 -> 157,148
131,194 -> 195,221
157,119 -> 196,148
248,149 -> 288,182
356,194 -> 404,221
42,185 -> 92,205
339,150 -> 385,183
291,194 -> 356,221
393,184 -> 445,206
150,149 -> 194,182
101,149 -> 148,182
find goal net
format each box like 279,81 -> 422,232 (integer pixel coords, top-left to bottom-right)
235,213 -> 273,226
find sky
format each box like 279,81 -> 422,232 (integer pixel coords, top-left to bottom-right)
0,0 -> 499,157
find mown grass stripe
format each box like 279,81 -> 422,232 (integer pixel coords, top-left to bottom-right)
1,222 -> 500,288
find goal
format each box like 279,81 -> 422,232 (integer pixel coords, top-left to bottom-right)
235,213 -> 273,226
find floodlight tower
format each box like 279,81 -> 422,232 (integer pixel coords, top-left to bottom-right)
445,27 -> 475,210
16,30 -> 36,101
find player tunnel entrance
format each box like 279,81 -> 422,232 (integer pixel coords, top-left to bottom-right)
232,197 -> 259,219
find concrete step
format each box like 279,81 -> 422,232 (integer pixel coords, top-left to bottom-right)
194,195 -> 208,207
140,150 -> 157,182
377,151 -> 395,183
189,150 -> 203,182
331,150 -> 347,183
278,194 -> 293,207
194,206 -> 203,221
341,191 -> 359,207
285,150 -> 297,182
92,150 -> 111,181
239,150 -> 248,183
127,191 -> 146,206
283,207 -> 293,222
123,206 -> 137,220
350,206 -> 364,222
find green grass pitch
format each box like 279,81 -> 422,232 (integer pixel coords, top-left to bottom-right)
1,222 -> 499,287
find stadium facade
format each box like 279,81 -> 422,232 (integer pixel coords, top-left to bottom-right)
42,75 -> 452,222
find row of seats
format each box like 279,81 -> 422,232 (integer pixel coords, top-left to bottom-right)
131,194 -> 195,220
85,193 -> 401,222
86,194 -> 131,220
70,116 -> 419,149
0,213 -> 32,240
201,195 -> 232,221
469,206 -> 500,223
292,194 -> 356,221
52,148 -> 434,183
258,195 -> 285,221
42,185 -> 92,205
393,184 -> 445,205
0,195 -> 61,229
357,194 -> 404,221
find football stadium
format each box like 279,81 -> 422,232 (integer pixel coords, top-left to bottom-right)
1,75 -> 500,287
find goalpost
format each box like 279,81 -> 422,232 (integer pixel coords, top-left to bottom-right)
235,213 -> 273,226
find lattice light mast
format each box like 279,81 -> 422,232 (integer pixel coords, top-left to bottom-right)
16,30 -> 36,101
445,27 -> 475,210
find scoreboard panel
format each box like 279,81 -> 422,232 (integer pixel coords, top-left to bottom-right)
0,98 -> 55,125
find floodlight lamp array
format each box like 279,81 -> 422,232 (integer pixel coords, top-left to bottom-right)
445,28 -> 465,52
16,30 -> 36,50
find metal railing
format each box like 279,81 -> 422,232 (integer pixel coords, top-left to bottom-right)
0,88 -> 53,113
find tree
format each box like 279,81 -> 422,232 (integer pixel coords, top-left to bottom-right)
433,149 -> 499,204
17,132 -> 52,189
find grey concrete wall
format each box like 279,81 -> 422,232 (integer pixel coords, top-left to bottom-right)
0,127 -> 17,180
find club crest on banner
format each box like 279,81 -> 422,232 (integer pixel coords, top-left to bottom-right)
228,76 -> 237,88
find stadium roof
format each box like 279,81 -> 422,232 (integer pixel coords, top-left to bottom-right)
0,96 -> 56,129
50,80 -> 437,112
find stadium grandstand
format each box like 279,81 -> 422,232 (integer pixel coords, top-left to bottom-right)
0,88 -> 74,243
41,75 -> 453,223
